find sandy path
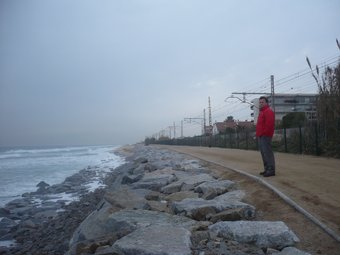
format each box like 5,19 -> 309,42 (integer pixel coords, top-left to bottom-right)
155,145 -> 340,254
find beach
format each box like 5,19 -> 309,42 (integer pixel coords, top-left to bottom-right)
1,144 -> 339,254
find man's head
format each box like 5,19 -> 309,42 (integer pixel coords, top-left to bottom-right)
259,96 -> 268,109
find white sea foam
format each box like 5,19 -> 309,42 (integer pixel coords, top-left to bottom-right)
0,145 -> 125,207
86,179 -> 106,193
0,240 -> 16,248
33,192 -> 80,207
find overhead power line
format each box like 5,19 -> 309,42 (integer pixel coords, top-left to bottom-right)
149,54 -> 340,139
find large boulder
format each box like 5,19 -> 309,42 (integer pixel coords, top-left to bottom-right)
112,224 -> 192,255
131,171 -> 177,191
272,247 -> 311,255
209,221 -> 299,250
106,209 -> 197,230
121,173 -> 143,184
180,173 -> 215,191
171,190 -> 255,220
69,200 -> 124,247
69,207 -> 197,251
195,179 -> 235,199
104,187 -> 150,210
161,173 -> 215,194
165,191 -> 199,202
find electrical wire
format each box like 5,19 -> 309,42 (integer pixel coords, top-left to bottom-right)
150,54 -> 340,138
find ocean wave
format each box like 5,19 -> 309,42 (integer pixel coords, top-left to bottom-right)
0,145 -> 116,160
0,153 -> 24,159
0,145 -> 123,207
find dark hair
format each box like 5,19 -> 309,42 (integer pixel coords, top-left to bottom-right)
259,96 -> 268,103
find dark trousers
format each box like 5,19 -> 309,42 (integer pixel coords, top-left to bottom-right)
258,136 -> 275,172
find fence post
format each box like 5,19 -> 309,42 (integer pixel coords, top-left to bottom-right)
299,125 -> 303,154
236,129 -> 239,149
284,128 -> 288,153
315,122 -> 319,156
224,132 -> 227,148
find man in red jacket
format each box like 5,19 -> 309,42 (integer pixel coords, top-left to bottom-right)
256,96 -> 276,177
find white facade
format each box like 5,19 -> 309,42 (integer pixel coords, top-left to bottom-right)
251,94 -> 317,123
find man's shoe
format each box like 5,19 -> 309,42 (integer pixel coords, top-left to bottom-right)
259,171 -> 266,175
263,171 -> 275,177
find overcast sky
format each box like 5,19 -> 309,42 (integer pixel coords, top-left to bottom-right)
1,0 -> 339,147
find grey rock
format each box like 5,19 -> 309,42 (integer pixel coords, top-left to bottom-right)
20,219 -> 37,229
69,204 -> 197,249
5,198 -> 30,208
0,217 -> 17,229
179,174 -> 215,191
161,181 -> 184,194
33,209 -> 59,219
106,209 -> 197,231
144,163 -> 158,172
145,191 -> 162,201
182,159 -> 202,170
0,208 -> 10,217
209,207 -> 255,222
104,187 -> 149,210
69,200 -> 124,246
146,200 -> 169,213
272,247 -> 311,255
0,246 -> 9,254
132,173 -> 177,191
195,180 -> 235,199
8,206 -> 33,217
171,190 -> 255,220
113,224 -> 192,255
36,181 -> 51,194
209,221 -> 299,250
161,172 -> 215,194
94,245 -> 123,255
165,191 -> 199,202
36,181 -> 50,188
121,173 -> 143,184
134,157 -> 148,164
129,164 -> 145,175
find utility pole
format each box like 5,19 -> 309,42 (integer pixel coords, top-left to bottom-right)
184,117 -> 204,135
173,122 -> 176,138
271,75 -> 275,115
208,97 -> 212,127
203,109 -> 206,134
181,120 -> 183,138
168,126 -> 172,139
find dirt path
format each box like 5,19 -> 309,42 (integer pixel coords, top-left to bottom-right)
155,145 -> 340,255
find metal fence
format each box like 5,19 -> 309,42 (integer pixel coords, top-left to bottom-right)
150,121 -> 340,158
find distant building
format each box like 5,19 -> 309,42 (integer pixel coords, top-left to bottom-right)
212,116 -> 254,135
237,120 -> 254,129
204,125 -> 213,136
251,93 -> 318,124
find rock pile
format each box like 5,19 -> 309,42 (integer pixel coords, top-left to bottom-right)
0,144 -> 311,255
66,144 -> 309,255
0,167 -> 111,255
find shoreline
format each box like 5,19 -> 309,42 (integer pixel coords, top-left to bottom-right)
0,146 -> 126,254
1,144 -> 337,254
0,144 -> 124,208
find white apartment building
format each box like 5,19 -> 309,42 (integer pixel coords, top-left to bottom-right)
251,93 -> 318,124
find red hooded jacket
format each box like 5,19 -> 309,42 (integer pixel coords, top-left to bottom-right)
256,105 -> 275,137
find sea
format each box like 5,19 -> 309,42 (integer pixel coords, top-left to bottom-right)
0,145 -> 125,208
